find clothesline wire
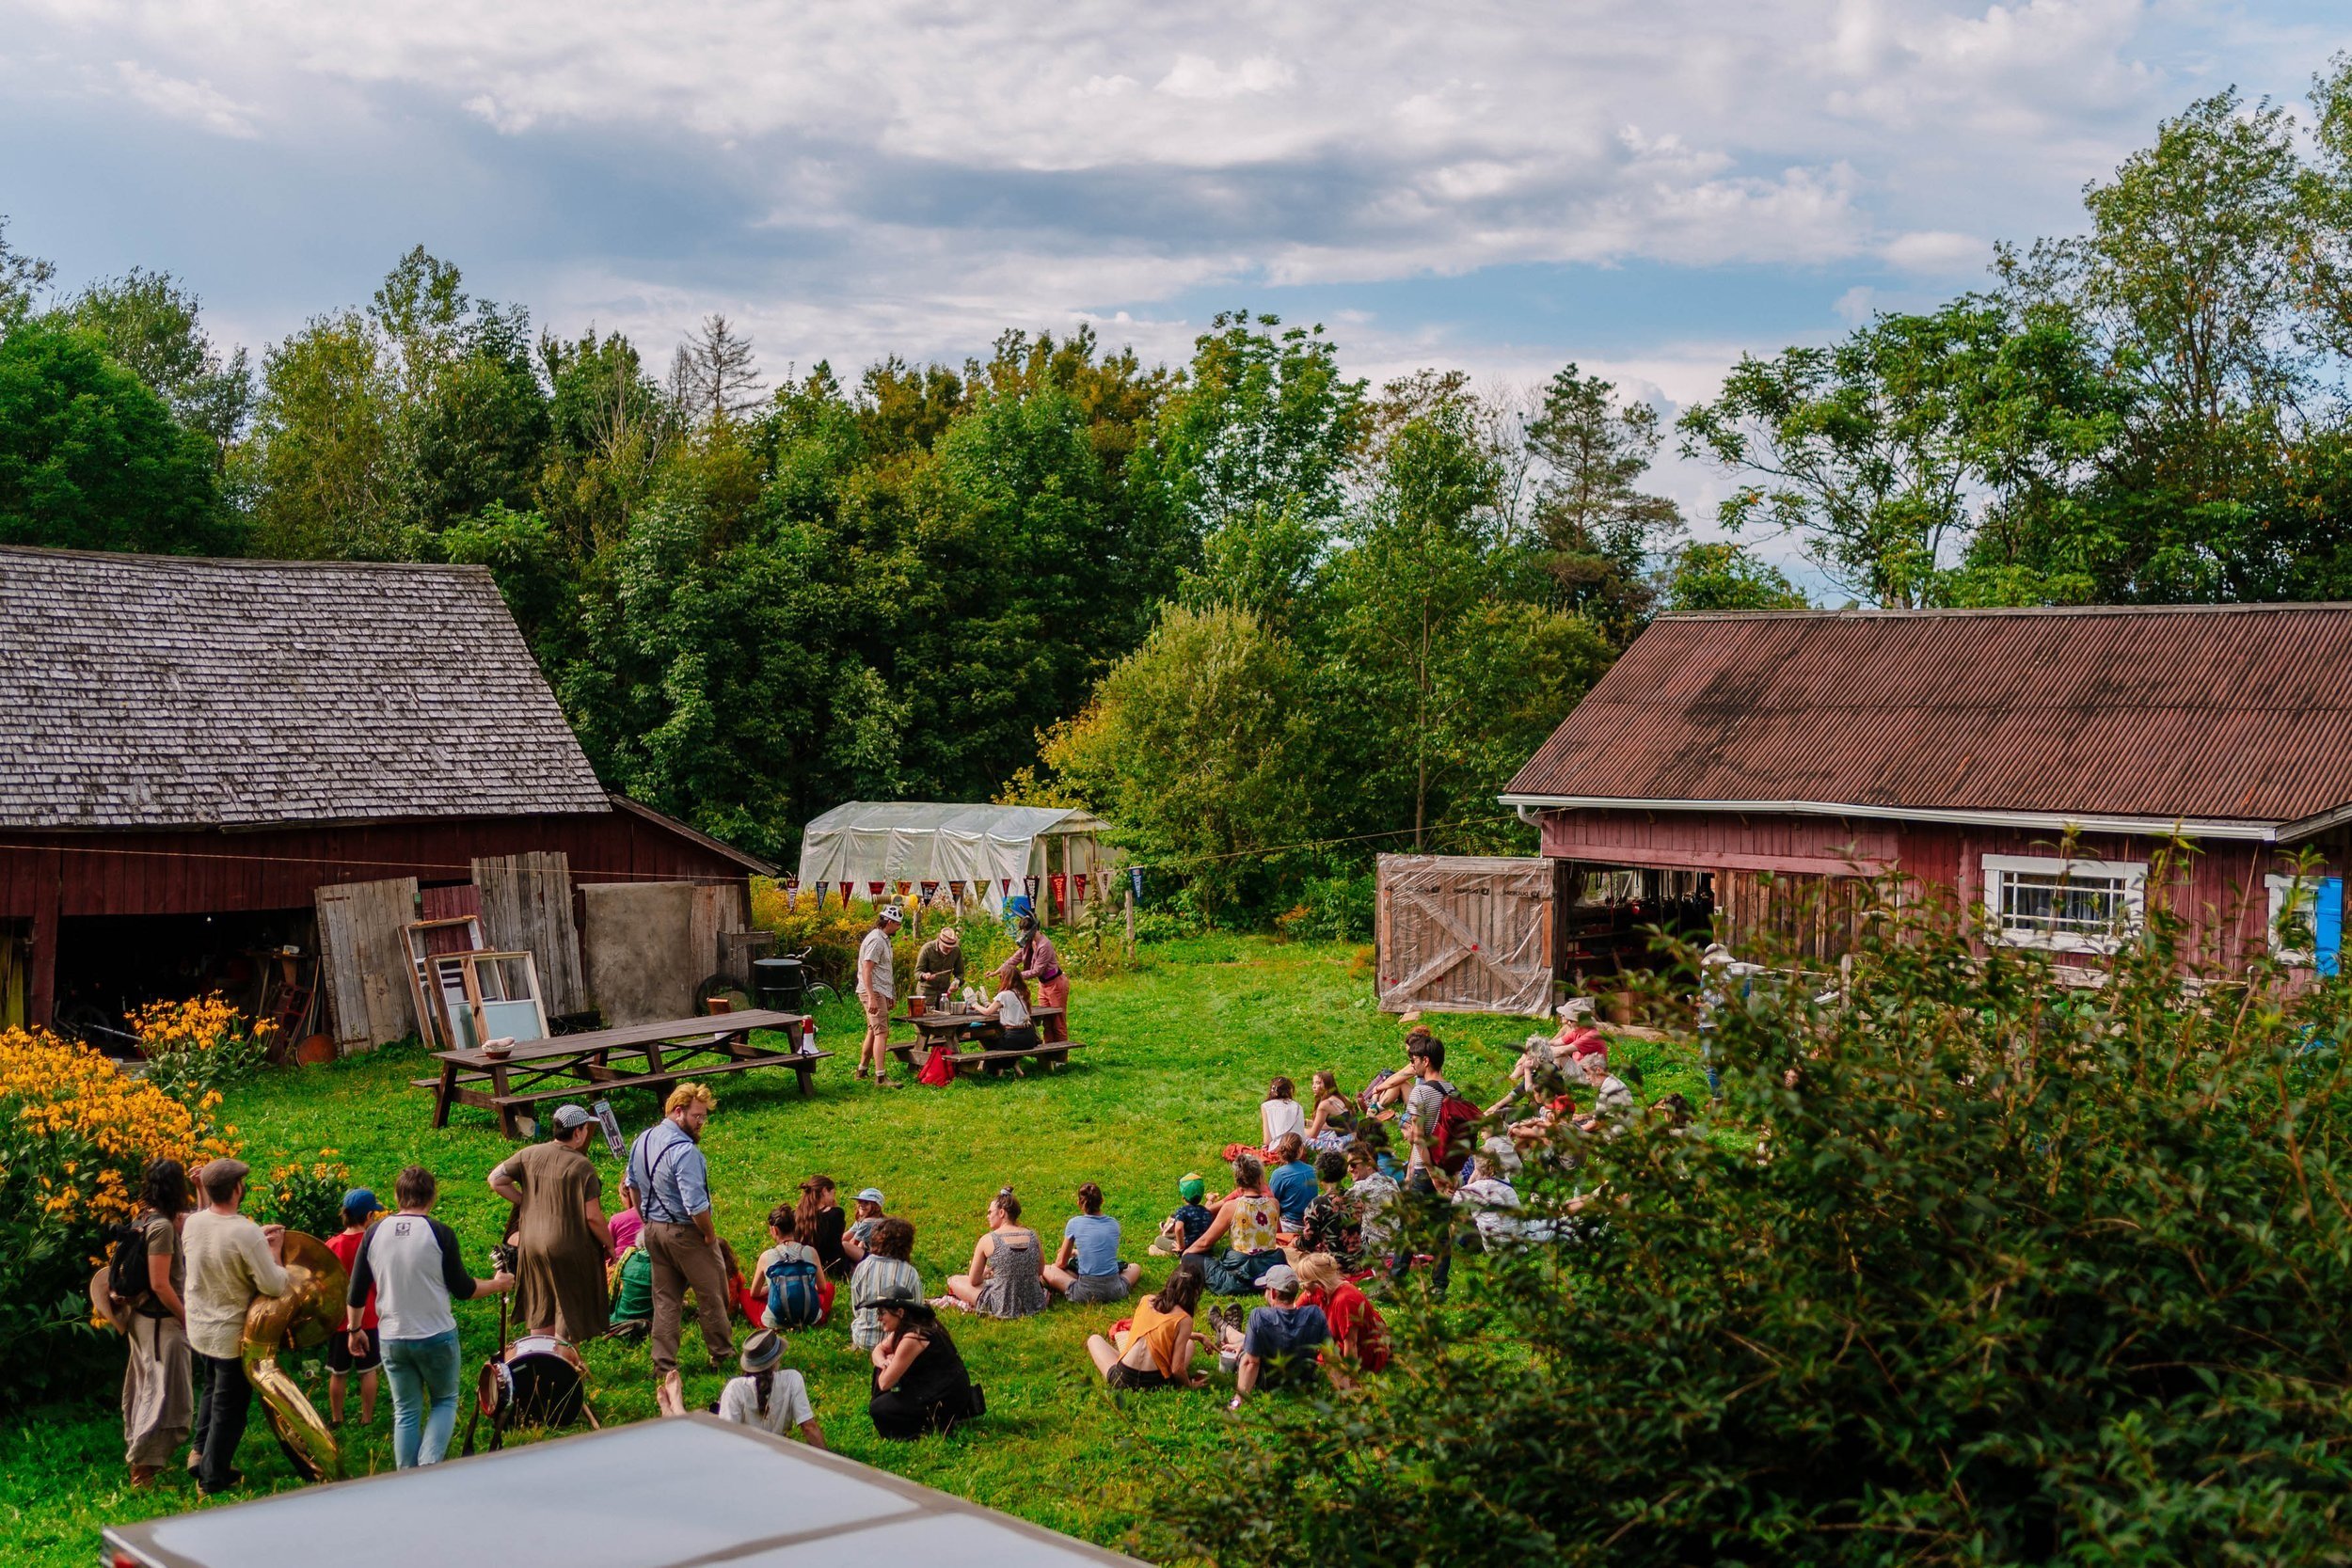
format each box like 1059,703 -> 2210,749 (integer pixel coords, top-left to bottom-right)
0,811 -> 1534,892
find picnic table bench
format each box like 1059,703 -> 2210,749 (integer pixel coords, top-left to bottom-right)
886,1006 -> 1082,1078
413,1009 -> 826,1137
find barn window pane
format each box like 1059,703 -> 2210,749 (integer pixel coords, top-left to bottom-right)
1983,855 -> 2146,953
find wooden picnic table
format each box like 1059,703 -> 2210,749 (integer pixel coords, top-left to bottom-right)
886,1006 -> 1081,1077
414,1009 -> 827,1137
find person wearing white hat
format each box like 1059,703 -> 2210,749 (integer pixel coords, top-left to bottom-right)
712,1328 -> 825,1447
856,906 -> 907,1087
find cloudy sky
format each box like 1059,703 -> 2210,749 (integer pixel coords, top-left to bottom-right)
2,0 -> 2345,525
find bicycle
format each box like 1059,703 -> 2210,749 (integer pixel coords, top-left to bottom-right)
693,946 -> 840,1016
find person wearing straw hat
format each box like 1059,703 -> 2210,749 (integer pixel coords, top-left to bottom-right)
711,1329 -> 825,1446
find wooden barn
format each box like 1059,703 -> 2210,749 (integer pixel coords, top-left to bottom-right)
0,546 -> 771,1045
1502,605 -> 2352,974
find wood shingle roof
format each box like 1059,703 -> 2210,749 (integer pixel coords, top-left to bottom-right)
0,546 -> 611,830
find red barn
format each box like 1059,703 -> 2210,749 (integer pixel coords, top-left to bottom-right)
0,546 -> 771,1038
1503,605 -> 2352,974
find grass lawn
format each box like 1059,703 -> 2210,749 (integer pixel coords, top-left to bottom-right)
1,935 -> 1708,1565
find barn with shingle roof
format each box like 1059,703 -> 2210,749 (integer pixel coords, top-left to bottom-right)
1505,605 -> 2352,973
0,546 -> 770,1037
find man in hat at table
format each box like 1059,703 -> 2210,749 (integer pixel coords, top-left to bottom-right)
914,925 -> 964,1008
856,904 -> 908,1088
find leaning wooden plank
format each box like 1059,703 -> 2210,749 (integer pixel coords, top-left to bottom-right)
314,877 -> 421,1053
473,851 -> 590,1019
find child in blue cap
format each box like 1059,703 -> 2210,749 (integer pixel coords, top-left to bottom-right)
325,1188 -> 383,1426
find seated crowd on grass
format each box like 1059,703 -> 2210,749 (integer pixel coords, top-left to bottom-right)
109,994 -> 1676,1491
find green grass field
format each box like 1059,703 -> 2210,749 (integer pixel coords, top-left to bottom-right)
1,936 -> 1708,1565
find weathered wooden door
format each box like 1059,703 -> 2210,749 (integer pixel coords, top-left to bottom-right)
315,877 -> 421,1052
1375,855 -> 1563,1016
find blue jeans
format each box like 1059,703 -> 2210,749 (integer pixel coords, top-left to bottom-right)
381,1329 -> 462,1468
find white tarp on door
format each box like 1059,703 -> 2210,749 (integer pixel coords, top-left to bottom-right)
795,801 -> 1115,914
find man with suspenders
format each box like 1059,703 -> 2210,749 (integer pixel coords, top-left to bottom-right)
625,1083 -> 733,1417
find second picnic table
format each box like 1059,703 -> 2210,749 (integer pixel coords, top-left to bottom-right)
887,1005 -> 1080,1077
416,1008 -> 828,1136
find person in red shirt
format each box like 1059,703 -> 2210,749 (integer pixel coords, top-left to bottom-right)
1293,1251 -> 1390,1387
326,1188 -> 383,1426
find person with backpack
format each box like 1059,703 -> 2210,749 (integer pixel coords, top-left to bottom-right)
1399,1033 -> 1476,1295
755,1203 -> 834,1330
111,1158 -> 196,1488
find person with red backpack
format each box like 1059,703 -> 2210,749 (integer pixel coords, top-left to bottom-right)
1398,1033 -> 1479,1296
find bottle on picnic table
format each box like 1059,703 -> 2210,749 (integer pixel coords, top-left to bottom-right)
800,1017 -> 818,1056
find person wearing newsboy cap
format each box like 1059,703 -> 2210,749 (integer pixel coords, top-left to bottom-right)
487,1103 -> 612,1343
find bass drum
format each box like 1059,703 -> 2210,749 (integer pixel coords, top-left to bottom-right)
476,1334 -> 588,1431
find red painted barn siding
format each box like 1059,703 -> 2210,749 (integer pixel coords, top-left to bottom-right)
0,813 -> 752,921
1540,807 -> 2339,970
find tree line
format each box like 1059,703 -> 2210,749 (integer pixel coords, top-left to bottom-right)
4,58 -> 2349,914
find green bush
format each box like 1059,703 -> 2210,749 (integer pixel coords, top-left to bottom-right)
1175,855 -> 2352,1564
1275,873 -> 1374,942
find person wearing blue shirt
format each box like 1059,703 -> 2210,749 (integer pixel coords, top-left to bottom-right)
1266,1134 -> 1319,1230
1045,1182 -> 1143,1305
624,1083 -> 733,1416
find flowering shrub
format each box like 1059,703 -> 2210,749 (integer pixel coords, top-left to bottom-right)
0,1026 -> 237,1398
268,1152 -> 353,1241
132,992 -> 274,1107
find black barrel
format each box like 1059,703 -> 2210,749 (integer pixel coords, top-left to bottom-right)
752,956 -> 807,1011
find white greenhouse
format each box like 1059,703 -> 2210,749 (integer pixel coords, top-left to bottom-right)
794,801 -> 1121,917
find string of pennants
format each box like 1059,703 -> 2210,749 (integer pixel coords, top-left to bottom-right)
782,867 -> 1144,912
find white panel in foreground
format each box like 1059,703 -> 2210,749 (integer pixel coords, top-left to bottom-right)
105,1416 -> 1146,1568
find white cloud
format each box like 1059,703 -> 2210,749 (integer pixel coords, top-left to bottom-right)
111,59 -> 259,138
1154,53 -> 1296,100
1881,229 -> 1986,273
3,0 -> 2325,402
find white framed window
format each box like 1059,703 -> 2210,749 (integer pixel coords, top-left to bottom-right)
2267,874 -> 2319,967
1981,853 -> 2147,953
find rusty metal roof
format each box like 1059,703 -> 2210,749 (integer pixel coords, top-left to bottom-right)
1504,605 -> 2352,828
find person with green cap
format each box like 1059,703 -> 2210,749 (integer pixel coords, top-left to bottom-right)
1149,1172 -> 1216,1257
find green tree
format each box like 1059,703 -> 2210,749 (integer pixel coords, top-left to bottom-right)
1523,363 -> 1683,642
241,309 -> 396,559
0,317 -> 231,554
1657,541 -> 1809,611
537,326 -> 676,564
62,269 -> 252,465
1136,311 -> 1367,628
1324,384 -> 1609,849
0,216 -> 54,333
1040,604 -> 1317,920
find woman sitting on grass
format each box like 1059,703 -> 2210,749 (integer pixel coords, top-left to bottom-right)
1087,1268 -> 1210,1390
713,1329 -> 826,1447
1046,1181 -> 1143,1304
942,1188 -> 1047,1318
1261,1077 -> 1308,1148
1184,1153 -> 1285,1295
868,1300 -> 977,1438
1303,1069 -> 1356,1151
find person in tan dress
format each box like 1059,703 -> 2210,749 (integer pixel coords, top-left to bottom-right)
487,1104 -> 612,1340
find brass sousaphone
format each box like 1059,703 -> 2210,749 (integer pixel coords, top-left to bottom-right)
240,1230 -> 348,1482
